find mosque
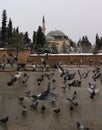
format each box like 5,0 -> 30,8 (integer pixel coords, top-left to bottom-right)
41,16 -> 71,53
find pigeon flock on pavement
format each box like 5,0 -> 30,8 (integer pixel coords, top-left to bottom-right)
0,53 -> 102,130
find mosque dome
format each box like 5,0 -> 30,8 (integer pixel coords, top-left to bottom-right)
47,30 -> 65,36
46,30 -> 68,40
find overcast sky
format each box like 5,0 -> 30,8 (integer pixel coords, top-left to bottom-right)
0,0 -> 102,44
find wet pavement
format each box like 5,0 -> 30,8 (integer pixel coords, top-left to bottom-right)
0,66 -> 102,130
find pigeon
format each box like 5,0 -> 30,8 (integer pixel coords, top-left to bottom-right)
72,91 -> 77,100
45,73 -> 55,80
41,105 -> 46,112
7,52 -> 19,62
19,73 -> 29,87
51,64 -> 58,69
2,54 -> 9,64
51,97 -> 57,105
31,62 -> 37,71
17,63 -> 26,71
22,105 -> 27,115
88,83 -> 96,89
18,96 -> 24,102
0,116 -> 9,123
53,108 -> 60,113
92,67 -> 101,81
90,91 -> 96,99
57,64 -> 65,77
78,69 -> 83,80
30,101 -> 39,109
7,72 -> 23,86
52,78 -> 56,85
41,58 -> 46,68
68,80 -> 81,87
70,106 -> 74,110
87,84 -> 99,99
0,64 -> 5,70
76,122 -> 89,130
61,85 -> 67,90
41,58 -> 47,72
32,82 -> 51,101
2,54 -> 12,66
25,90 -> 31,97
64,72 -> 76,81
67,91 -> 78,110
92,72 -> 101,81
45,53 -> 49,59
89,58 -> 93,65
67,98 -> 78,108
37,77 -> 44,86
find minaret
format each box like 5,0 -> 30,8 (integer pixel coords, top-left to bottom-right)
42,16 -> 46,34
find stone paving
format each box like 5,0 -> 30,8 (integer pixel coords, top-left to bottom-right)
0,65 -> 102,130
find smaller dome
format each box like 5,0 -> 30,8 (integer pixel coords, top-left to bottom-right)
46,35 -> 55,40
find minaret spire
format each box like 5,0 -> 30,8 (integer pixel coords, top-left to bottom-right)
42,16 -> 46,34
42,15 -> 45,23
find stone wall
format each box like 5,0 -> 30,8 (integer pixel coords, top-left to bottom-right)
29,54 -> 102,65
0,48 -> 102,65
0,49 -> 30,63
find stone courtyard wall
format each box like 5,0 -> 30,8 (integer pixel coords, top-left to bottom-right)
29,54 -> 102,65
0,48 -> 30,63
0,48 -> 102,65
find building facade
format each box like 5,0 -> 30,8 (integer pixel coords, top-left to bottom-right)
41,16 -> 70,53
